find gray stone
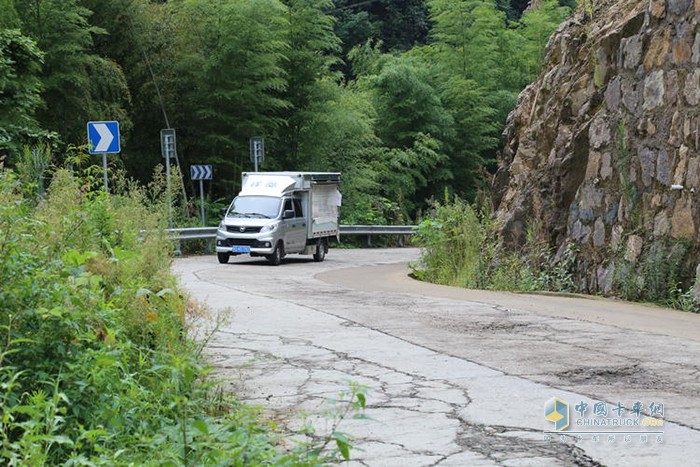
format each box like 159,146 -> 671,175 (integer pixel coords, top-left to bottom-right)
570,219 -> 583,240
686,157 -> 700,189
683,116 -> 693,146
624,235 -> 644,262
643,70 -> 665,110
666,70 -> 679,106
600,151 -> 613,179
604,77 -> 621,111
637,146 -> 655,187
693,33 -> 700,64
693,263 -> 700,302
668,0 -> 692,15
654,212 -> 670,236
589,114 -> 612,149
684,69 -> 700,106
586,150 -> 601,179
579,185 -> 604,213
621,35 -> 644,69
611,225 -> 624,248
605,200 -> 619,225
669,111 -> 683,147
596,263 -> 615,294
594,46 -> 609,87
593,218 -> 606,247
656,148 -> 671,185
621,78 -> 640,114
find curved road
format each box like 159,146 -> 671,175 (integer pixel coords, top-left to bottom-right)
173,248 -> 700,466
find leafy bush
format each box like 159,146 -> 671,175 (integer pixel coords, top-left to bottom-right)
413,196 -> 699,312
0,160 -> 335,465
411,195 -> 575,292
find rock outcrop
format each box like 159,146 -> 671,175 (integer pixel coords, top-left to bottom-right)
493,0 -> 700,294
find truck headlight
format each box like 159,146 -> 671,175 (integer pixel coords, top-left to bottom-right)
260,224 -> 277,233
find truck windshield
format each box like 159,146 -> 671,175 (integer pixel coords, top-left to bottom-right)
227,196 -> 281,219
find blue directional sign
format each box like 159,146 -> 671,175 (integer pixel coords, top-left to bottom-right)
190,165 -> 213,180
87,121 -> 120,154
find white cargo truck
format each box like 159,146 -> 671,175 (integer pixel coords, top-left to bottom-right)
216,172 -> 341,265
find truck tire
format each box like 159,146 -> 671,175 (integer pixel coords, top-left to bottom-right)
267,242 -> 284,266
313,238 -> 326,262
217,252 -> 230,264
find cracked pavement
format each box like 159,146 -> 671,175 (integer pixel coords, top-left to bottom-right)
173,248 -> 700,466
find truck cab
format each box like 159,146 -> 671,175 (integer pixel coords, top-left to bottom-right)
216,172 -> 340,265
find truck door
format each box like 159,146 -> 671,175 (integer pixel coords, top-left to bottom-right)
281,198 -> 306,253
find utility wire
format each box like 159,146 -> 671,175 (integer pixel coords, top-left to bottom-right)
127,13 -> 188,204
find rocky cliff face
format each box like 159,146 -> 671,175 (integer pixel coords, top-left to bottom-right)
493,0 -> 700,295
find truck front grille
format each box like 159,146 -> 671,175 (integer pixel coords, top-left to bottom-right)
226,225 -> 262,233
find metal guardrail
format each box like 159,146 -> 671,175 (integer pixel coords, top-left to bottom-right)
167,225 -> 417,241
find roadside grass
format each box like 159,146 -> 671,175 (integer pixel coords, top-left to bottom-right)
0,155 -> 360,465
411,196 -> 699,312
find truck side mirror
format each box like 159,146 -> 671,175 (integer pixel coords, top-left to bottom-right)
220,208 -> 227,217
282,209 -> 295,219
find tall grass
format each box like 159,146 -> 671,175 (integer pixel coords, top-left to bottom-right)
0,156 -> 334,464
412,196 -> 699,312
411,196 -> 576,293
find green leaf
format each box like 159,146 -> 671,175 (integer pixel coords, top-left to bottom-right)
192,418 -> 209,436
333,432 -> 351,460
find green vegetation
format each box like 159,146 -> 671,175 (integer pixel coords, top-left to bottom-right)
0,1 -> 583,462
413,197 -> 700,312
613,238 -> 698,312
411,196 -> 576,292
1,0 -> 571,225
0,157 -> 363,464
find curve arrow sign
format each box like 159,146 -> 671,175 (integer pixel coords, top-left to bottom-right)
87,121 -> 121,154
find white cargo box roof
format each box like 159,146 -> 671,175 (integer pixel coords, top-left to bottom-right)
240,172 -> 340,196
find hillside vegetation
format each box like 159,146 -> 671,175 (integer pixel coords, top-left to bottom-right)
0,157 -> 348,464
1,0 -> 570,224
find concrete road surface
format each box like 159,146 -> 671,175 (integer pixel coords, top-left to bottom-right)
173,248 -> 700,466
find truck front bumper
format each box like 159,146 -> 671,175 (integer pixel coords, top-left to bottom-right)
215,231 -> 276,255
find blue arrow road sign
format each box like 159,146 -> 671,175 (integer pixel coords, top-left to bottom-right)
87,121 -> 120,154
190,165 -> 213,180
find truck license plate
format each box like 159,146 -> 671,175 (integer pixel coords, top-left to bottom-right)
232,246 -> 250,253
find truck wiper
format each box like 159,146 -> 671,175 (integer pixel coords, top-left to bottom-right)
246,213 -> 271,218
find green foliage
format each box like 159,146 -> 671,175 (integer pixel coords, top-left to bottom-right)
0,0 -> 20,28
416,197 -> 699,312
0,160 -> 336,464
0,29 -> 53,158
2,0 -> 570,228
16,0 -> 131,147
331,0 -> 430,60
613,238 -> 695,308
412,195 -> 576,292
274,0 -> 342,169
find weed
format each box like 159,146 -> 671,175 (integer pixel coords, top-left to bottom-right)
0,150 -> 337,464
412,196 -> 575,293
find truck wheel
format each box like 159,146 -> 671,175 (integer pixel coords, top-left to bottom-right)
267,242 -> 284,266
217,252 -> 230,264
313,239 -> 326,262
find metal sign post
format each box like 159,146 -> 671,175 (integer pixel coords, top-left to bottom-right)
190,165 -> 213,226
87,121 -> 121,193
250,137 -> 264,172
160,129 -> 176,229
